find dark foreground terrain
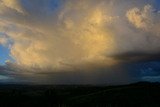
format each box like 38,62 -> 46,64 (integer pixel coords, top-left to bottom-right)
0,82 -> 159,107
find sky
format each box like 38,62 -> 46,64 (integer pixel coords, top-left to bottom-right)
0,0 -> 160,85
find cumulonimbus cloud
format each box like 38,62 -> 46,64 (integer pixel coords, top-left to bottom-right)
0,0 -> 160,72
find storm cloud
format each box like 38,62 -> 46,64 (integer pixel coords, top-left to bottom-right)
0,0 -> 160,84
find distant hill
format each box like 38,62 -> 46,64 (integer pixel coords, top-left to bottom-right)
0,82 -> 159,107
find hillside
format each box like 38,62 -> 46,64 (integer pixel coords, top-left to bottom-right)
0,82 -> 159,107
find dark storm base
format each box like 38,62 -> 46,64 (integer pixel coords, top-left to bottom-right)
0,82 -> 159,107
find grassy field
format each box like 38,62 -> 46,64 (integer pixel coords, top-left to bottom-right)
0,82 -> 159,107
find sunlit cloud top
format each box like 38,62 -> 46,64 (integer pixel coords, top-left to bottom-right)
0,0 -> 160,84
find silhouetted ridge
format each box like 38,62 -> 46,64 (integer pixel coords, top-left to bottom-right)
0,82 -> 159,107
